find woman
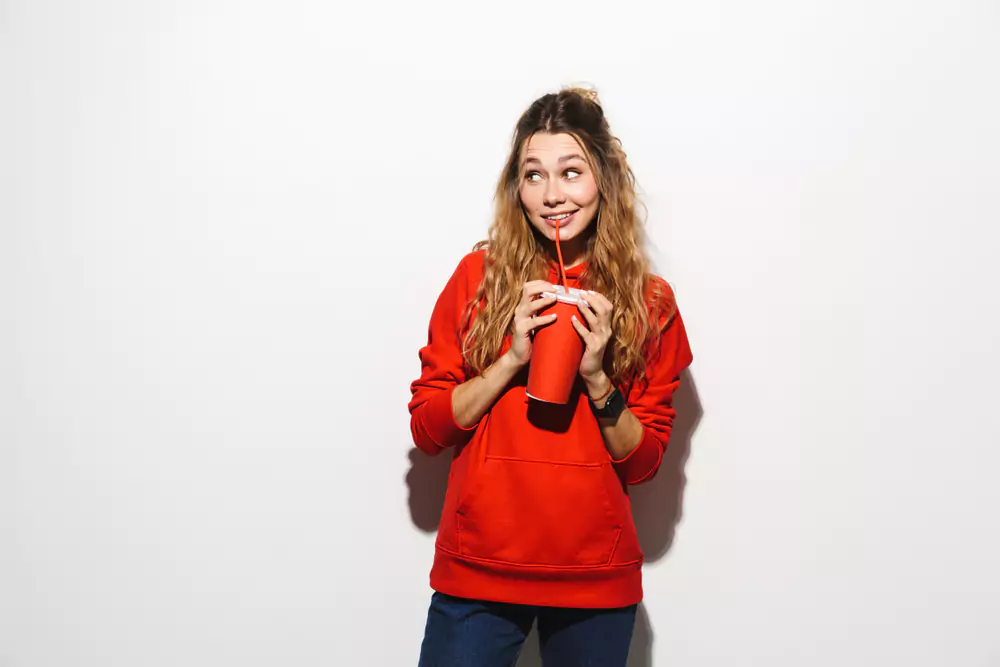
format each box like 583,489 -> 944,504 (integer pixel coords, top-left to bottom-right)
408,87 -> 693,666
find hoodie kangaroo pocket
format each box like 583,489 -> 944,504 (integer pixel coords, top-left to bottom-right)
456,457 -> 622,567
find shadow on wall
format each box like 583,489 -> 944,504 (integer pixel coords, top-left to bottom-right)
406,369 -> 703,666
631,369 -> 703,563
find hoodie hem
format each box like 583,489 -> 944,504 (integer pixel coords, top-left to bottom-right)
429,545 -> 643,609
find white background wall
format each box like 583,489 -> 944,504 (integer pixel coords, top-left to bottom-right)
3,1 -> 999,665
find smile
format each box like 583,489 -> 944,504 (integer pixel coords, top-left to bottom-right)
542,211 -> 578,227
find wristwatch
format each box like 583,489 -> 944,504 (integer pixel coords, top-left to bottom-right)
590,385 -> 626,420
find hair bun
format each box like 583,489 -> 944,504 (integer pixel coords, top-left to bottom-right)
561,83 -> 602,106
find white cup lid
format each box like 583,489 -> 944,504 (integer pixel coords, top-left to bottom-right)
552,285 -> 586,305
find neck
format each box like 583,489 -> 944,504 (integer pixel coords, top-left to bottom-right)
541,233 -> 591,269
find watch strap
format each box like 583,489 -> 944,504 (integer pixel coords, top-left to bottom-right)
590,385 -> 626,419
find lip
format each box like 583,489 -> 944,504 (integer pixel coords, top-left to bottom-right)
541,210 -> 578,228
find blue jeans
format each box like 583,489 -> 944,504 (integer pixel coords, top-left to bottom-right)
417,592 -> 637,667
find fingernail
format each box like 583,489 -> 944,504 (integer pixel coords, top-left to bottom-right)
581,299 -> 591,308
543,292 -> 557,299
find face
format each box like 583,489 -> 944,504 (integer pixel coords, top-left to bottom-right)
518,132 -> 601,245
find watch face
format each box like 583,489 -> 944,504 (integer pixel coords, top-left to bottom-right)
606,388 -> 626,418
595,387 -> 625,419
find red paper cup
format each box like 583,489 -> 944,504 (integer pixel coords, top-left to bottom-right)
526,286 -> 587,404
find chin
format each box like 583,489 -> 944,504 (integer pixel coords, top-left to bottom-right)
536,226 -> 576,243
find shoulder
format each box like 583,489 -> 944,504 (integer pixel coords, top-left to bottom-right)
436,249 -> 487,300
645,273 -> 676,300
455,248 -> 487,277
447,249 -> 487,289
643,273 -> 679,324
638,272 -> 693,377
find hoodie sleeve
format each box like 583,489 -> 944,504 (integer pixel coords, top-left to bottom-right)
611,279 -> 694,485
408,255 -> 482,456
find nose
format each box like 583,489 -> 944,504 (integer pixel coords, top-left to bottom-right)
543,178 -> 565,207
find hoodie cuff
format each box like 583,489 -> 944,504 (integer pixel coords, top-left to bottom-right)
421,385 -> 479,451
610,426 -> 663,485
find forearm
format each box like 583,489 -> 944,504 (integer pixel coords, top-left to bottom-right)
452,353 -> 522,428
584,372 -> 644,460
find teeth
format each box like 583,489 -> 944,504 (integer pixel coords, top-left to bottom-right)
544,212 -> 573,220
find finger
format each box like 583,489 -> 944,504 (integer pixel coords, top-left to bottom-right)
580,291 -> 610,321
571,315 -> 593,343
519,291 -> 554,315
584,290 -> 614,316
522,281 -> 557,301
527,294 -> 557,315
527,312 -> 559,332
576,300 -> 598,328
516,292 -> 556,320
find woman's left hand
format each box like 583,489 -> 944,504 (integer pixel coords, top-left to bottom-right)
571,290 -> 614,384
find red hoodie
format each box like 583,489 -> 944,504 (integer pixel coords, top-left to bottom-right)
409,250 -> 693,608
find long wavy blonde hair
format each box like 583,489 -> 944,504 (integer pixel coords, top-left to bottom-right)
462,86 -> 674,386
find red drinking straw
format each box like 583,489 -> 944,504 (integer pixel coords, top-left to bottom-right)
554,218 -> 568,290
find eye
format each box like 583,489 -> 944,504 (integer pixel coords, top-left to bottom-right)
565,169 -> 582,179
525,171 -> 542,182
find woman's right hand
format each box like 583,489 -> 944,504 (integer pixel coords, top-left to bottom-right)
507,281 -> 559,368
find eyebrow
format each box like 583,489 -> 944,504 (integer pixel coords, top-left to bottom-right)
523,154 -> 587,166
